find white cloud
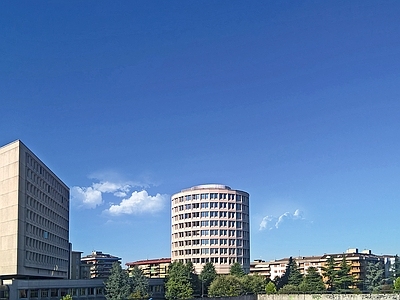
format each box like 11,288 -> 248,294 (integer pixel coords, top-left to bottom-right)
71,176 -> 164,215
71,186 -> 103,209
105,190 -> 167,216
259,209 -> 305,231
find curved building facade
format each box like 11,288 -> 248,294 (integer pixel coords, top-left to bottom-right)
171,184 -> 250,274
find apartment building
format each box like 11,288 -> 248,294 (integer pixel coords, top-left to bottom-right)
81,251 -> 121,279
171,184 -> 250,274
0,140 -> 70,279
126,258 -> 171,279
251,248 -> 387,289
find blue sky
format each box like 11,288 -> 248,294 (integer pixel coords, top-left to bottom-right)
1,1 -> 400,265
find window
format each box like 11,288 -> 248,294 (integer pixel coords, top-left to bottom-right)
201,230 -> 209,236
219,239 -> 227,245
210,211 -> 218,217
201,239 -> 209,245
210,220 -> 218,226
210,202 -> 218,208
210,239 -> 218,245
201,193 -> 209,199
201,221 -> 209,227
201,248 -> 209,254
201,202 -> 209,209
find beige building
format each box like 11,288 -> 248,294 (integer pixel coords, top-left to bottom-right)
0,140 -> 70,279
126,258 -> 171,279
251,248 -> 387,290
171,184 -> 250,274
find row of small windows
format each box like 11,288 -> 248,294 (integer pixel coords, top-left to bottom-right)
173,229 -> 248,239
175,211 -> 243,220
174,193 -> 248,203
26,181 -> 68,217
175,257 -> 249,265
18,287 -> 104,299
26,196 -> 69,228
173,238 -> 243,247
26,210 -> 68,245
26,153 -> 69,199
25,236 -> 69,258
25,250 -> 68,268
173,238 -> 249,248
174,203 -> 248,213
173,221 -> 249,230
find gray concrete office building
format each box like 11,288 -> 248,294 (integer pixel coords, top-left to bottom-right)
0,140 -> 70,279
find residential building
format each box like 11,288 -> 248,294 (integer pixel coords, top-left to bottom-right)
250,248 -> 388,290
171,184 -> 250,274
0,140 -> 70,280
81,251 -> 121,279
126,258 -> 171,278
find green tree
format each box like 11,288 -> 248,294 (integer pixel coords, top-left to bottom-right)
208,275 -> 243,297
230,262 -> 245,277
322,256 -> 337,291
364,261 -> 385,293
335,256 -> 354,291
105,262 -> 131,300
265,281 -> 277,294
394,277 -> 400,292
199,262 -> 217,296
185,260 -> 200,296
287,258 -> 303,286
274,257 -> 292,290
60,296 -> 73,300
241,274 -> 266,294
165,261 -> 194,300
300,266 -> 325,292
129,266 -> 149,299
278,284 -> 299,294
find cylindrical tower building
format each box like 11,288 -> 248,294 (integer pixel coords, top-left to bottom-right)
171,184 -> 250,274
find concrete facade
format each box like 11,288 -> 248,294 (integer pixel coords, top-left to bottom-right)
171,184 -> 250,274
0,140 -> 70,279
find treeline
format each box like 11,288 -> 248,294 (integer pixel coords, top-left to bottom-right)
165,255 -> 400,298
102,255 -> 400,300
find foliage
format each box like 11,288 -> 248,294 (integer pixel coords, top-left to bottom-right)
129,266 -> 149,299
60,296 -> 73,300
322,256 -> 337,291
208,275 -> 243,297
241,274 -> 266,294
105,262 -> 131,300
335,256 -> 355,291
364,261 -> 385,292
278,284 -> 299,294
265,281 -> 277,294
394,277 -> 400,292
199,262 -> 217,296
230,262 -> 246,277
287,258 -> 303,286
165,261 -> 194,300
300,266 -> 325,292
